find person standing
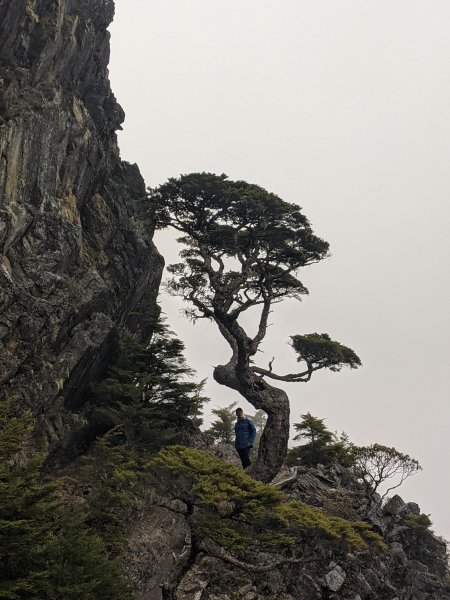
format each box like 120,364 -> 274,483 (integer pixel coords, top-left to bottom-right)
234,407 -> 257,468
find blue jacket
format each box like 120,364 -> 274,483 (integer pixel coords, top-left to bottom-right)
234,417 -> 257,450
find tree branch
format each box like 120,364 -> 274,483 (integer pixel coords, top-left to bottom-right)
251,364 -> 323,382
200,538 -> 305,573
250,296 -> 272,355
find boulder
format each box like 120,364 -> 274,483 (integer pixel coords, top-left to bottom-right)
325,564 -> 346,592
383,495 -> 406,516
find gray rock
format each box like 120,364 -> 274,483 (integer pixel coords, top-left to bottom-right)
383,495 -> 406,516
124,506 -> 191,600
325,564 -> 346,592
402,501 -> 421,516
0,0 -> 163,451
409,560 -> 429,573
363,568 -> 381,587
390,542 -> 408,565
238,583 -> 253,595
356,573 -> 373,594
175,557 -> 217,600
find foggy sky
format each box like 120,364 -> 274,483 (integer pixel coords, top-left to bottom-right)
109,1 -> 450,541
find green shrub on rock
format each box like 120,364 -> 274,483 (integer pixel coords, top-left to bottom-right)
406,513 -> 433,530
0,408 -> 131,600
149,446 -> 385,557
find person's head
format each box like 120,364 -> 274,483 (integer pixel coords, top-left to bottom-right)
235,407 -> 244,419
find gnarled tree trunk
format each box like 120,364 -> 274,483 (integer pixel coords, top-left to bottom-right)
214,360 -> 290,482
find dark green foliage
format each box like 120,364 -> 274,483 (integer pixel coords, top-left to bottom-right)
294,413 -> 334,446
91,317 -> 206,453
0,406 -> 130,600
44,316 -> 208,573
290,333 -> 361,372
406,513 -> 433,530
149,446 -> 385,557
76,430 -> 139,555
47,516 -> 130,600
68,318 -> 207,555
150,172 -> 330,312
152,172 -> 330,267
207,402 -> 237,444
0,409 -> 55,599
287,413 -> 353,467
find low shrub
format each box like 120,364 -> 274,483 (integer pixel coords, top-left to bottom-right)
149,446 -> 386,556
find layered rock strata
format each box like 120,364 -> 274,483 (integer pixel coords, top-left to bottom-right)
0,0 -> 163,447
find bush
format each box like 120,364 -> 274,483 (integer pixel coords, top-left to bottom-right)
406,513 -> 432,530
149,446 -> 385,556
0,407 -> 130,600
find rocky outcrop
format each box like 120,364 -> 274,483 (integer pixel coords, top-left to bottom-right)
0,0 -> 163,448
127,460 -> 450,600
1,3 -> 449,600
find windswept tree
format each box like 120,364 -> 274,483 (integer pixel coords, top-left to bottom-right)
149,173 -> 361,481
351,444 -> 422,505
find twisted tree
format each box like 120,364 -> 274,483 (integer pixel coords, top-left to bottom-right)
149,173 -> 361,481
351,444 -> 422,504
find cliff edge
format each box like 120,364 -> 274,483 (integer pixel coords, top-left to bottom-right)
0,0 -> 163,449
0,3 -> 449,600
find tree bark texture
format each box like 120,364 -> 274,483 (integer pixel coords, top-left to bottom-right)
214,361 -> 290,482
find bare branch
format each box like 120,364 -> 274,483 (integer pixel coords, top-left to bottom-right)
251,364 -> 323,382
229,297 -> 265,318
250,296 -> 272,355
200,538 -> 305,573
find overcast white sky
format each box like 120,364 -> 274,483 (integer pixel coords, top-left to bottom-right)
109,0 -> 450,541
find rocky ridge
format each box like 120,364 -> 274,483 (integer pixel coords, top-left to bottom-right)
125,453 -> 450,600
0,0 -> 163,450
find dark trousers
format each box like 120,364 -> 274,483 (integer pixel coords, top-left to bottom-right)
237,446 -> 252,469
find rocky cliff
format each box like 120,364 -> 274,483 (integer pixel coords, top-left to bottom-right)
1,3 -> 449,600
0,0 -> 163,449
121,444 -> 450,600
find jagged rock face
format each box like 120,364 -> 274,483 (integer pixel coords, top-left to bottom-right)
128,462 -> 450,600
0,0 -> 163,447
